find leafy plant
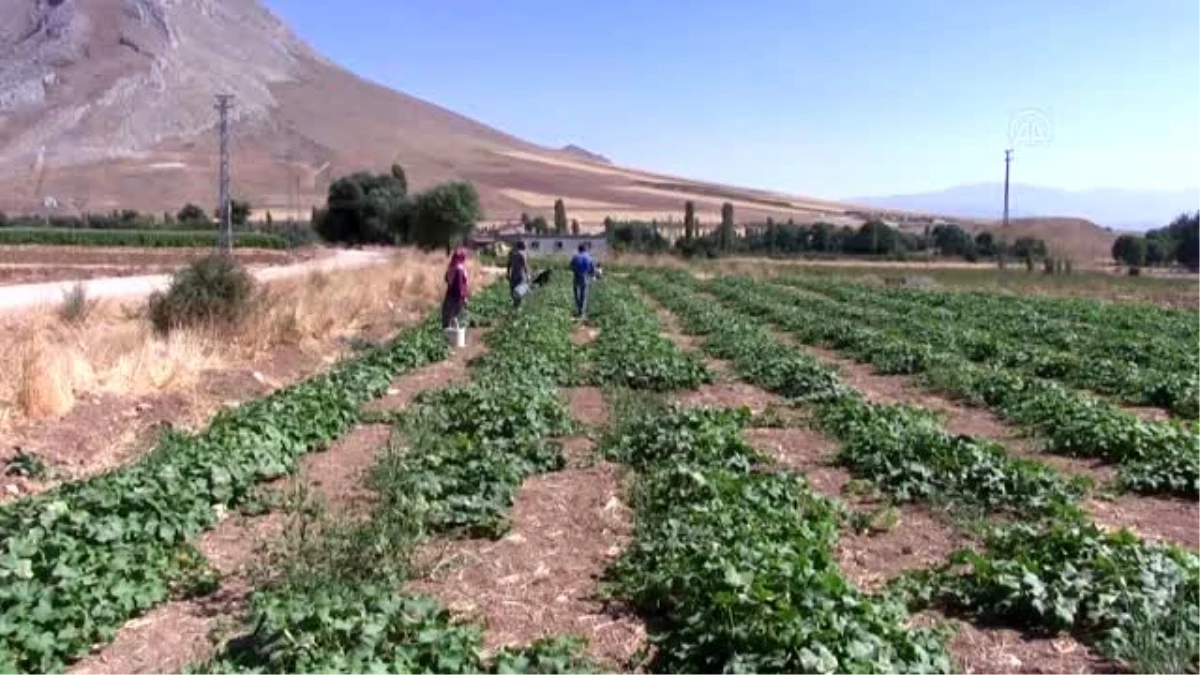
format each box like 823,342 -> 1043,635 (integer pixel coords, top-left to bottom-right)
0,299 -> 499,672
584,281 -> 712,391
601,400 -> 952,673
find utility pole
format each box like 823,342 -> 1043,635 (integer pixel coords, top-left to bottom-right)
1002,148 -> 1013,228
215,94 -> 234,253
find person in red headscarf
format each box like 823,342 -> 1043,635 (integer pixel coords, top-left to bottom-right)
442,247 -> 470,328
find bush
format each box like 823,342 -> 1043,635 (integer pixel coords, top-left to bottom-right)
58,283 -> 93,325
148,254 -> 255,333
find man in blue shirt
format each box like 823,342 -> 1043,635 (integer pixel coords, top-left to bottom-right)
568,243 -> 595,318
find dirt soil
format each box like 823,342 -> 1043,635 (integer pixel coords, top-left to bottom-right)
922,613 -> 1114,674
67,424 -> 393,674
1086,494 -> 1200,551
361,333 -> 489,414
1,345 -> 323,504
804,345 -> 1119,482
743,427 -> 969,590
802,345 -> 1200,548
0,246 -> 316,286
673,379 -> 783,415
407,459 -> 644,670
564,387 -> 608,428
65,341 -> 487,673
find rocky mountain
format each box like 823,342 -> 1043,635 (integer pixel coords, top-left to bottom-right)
0,0 -> 1129,265
0,0 -> 861,226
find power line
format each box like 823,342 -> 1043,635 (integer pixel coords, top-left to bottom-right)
215,93 -> 234,253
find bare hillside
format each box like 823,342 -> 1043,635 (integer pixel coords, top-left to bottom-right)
0,0 -> 1118,262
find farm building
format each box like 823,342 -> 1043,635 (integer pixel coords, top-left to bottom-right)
502,234 -> 608,258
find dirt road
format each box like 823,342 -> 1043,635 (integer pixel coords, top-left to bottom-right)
0,248 -> 391,314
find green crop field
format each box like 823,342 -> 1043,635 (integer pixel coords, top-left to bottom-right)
0,269 -> 1195,674
0,227 -> 291,249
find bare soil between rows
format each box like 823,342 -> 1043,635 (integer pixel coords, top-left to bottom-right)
65,339 -> 487,674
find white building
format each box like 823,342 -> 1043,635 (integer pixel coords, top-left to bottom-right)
503,234 -> 608,258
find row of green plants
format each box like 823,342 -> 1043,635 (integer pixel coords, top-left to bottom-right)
582,280 -> 712,391
636,269 -> 1200,673
892,522 -> 1200,673
0,227 -> 291,249
193,278 -> 602,673
781,275 -> 1198,418
715,276 -> 1200,498
633,270 -> 1085,519
0,289 -> 508,672
600,402 -> 955,673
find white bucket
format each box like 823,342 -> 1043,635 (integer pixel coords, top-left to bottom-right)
445,320 -> 466,348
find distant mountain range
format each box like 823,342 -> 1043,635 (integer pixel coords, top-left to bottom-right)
848,184 -> 1199,232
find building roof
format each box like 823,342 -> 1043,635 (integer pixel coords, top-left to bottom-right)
501,233 -> 605,241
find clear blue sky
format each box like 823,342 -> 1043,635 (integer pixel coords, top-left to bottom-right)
266,0 -> 1199,200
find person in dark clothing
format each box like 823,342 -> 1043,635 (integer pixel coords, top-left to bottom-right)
442,248 -> 470,328
507,241 -> 530,308
568,243 -> 596,318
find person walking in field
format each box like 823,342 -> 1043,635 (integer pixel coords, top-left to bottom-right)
507,240 -> 530,309
442,248 -> 470,328
568,242 -> 596,318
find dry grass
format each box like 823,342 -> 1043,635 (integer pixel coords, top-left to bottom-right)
0,249 -> 489,426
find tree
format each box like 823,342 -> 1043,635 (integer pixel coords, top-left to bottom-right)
1169,212 -> 1199,271
931,223 -> 972,257
684,201 -> 696,242
409,181 -> 482,250
974,231 -> 997,257
553,199 -> 568,234
520,212 -> 533,234
719,202 -> 734,251
177,203 -> 209,225
1144,235 -> 1171,266
230,199 -> 251,227
390,164 -> 408,196
570,218 -> 580,236
265,211 -> 273,227
849,220 -> 900,255
315,171 -> 407,244
1012,237 -> 1047,263
531,215 -> 549,235
1111,234 -> 1146,268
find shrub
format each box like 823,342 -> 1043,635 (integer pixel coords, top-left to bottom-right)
148,254 -> 255,333
58,283 -> 93,325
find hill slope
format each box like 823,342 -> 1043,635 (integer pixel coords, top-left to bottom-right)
0,0 -> 1120,263
0,0 -> 851,226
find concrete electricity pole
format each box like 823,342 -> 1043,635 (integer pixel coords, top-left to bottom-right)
1002,148 -> 1013,228
215,94 -> 234,253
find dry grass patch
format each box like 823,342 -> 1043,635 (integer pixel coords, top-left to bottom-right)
0,249 -> 488,426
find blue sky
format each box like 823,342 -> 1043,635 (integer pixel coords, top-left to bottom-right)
266,0 -> 1199,200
